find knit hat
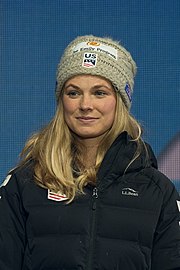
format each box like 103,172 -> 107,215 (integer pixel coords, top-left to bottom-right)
56,35 -> 137,110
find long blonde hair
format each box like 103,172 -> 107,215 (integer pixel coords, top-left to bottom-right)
20,93 -> 144,202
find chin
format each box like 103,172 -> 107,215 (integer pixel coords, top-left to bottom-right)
76,132 -> 106,140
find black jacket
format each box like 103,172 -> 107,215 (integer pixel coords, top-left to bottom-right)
0,133 -> 180,270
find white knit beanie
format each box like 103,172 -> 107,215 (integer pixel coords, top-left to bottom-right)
56,35 -> 137,110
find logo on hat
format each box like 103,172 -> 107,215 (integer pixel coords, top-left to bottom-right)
82,53 -> 97,68
87,41 -> 100,46
73,41 -> 118,60
125,83 -> 132,102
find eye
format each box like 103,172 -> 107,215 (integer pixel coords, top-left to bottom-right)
94,90 -> 108,97
66,90 -> 80,98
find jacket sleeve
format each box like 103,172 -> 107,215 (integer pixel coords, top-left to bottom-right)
0,173 -> 26,270
151,176 -> 180,270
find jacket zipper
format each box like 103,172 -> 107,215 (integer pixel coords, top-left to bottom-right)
87,187 -> 98,270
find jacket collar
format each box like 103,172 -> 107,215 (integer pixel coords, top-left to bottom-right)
97,132 -> 157,186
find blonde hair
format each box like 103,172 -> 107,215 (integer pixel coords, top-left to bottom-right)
19,93 -> 145,203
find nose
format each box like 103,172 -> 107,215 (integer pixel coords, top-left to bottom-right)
79,94 -> 93,111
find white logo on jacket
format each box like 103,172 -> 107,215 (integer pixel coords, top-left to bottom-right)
122,187 -> 139,197
176,200 -> 180,211
0,174 -> 12,188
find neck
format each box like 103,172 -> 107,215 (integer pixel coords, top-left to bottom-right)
83,140 -> 99,168
74,137 -> 102,169
84,145 -> 98,168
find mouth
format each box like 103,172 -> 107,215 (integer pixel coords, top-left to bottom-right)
76,116 -> 98,120
76,116 -> 99,123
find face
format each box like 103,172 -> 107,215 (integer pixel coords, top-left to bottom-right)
62,75 -> 116,143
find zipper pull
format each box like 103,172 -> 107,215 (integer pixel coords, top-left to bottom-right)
92,187 -> 98,210
92,187 -> 98,198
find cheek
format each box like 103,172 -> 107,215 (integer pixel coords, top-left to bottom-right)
62,99 -> 76,116
103,100 -> 116,117
105,101 -> 116,127
62,103 -> 75,129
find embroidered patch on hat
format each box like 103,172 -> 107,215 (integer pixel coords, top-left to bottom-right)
87,41 -> 100,46
82,53 -> 97,68
48,189 -> 68,202
73,41 -> 118,60
125,83 -> 132,102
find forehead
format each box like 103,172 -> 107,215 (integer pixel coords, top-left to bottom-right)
64,74 -> 114,88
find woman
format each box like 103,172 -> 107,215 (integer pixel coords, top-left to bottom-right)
0,35 -> 179,270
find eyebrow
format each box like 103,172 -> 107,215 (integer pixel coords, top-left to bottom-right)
64,84 -> 80,90
64,83 -> 113,91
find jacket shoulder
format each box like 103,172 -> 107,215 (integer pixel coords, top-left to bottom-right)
0,160 -> 35,193
145,166 -> 179,200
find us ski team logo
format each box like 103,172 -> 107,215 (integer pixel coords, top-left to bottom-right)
82,53 -> 97,68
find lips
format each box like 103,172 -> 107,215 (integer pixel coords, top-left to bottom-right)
76,116 -> 99,123
76,116 -> 98,120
